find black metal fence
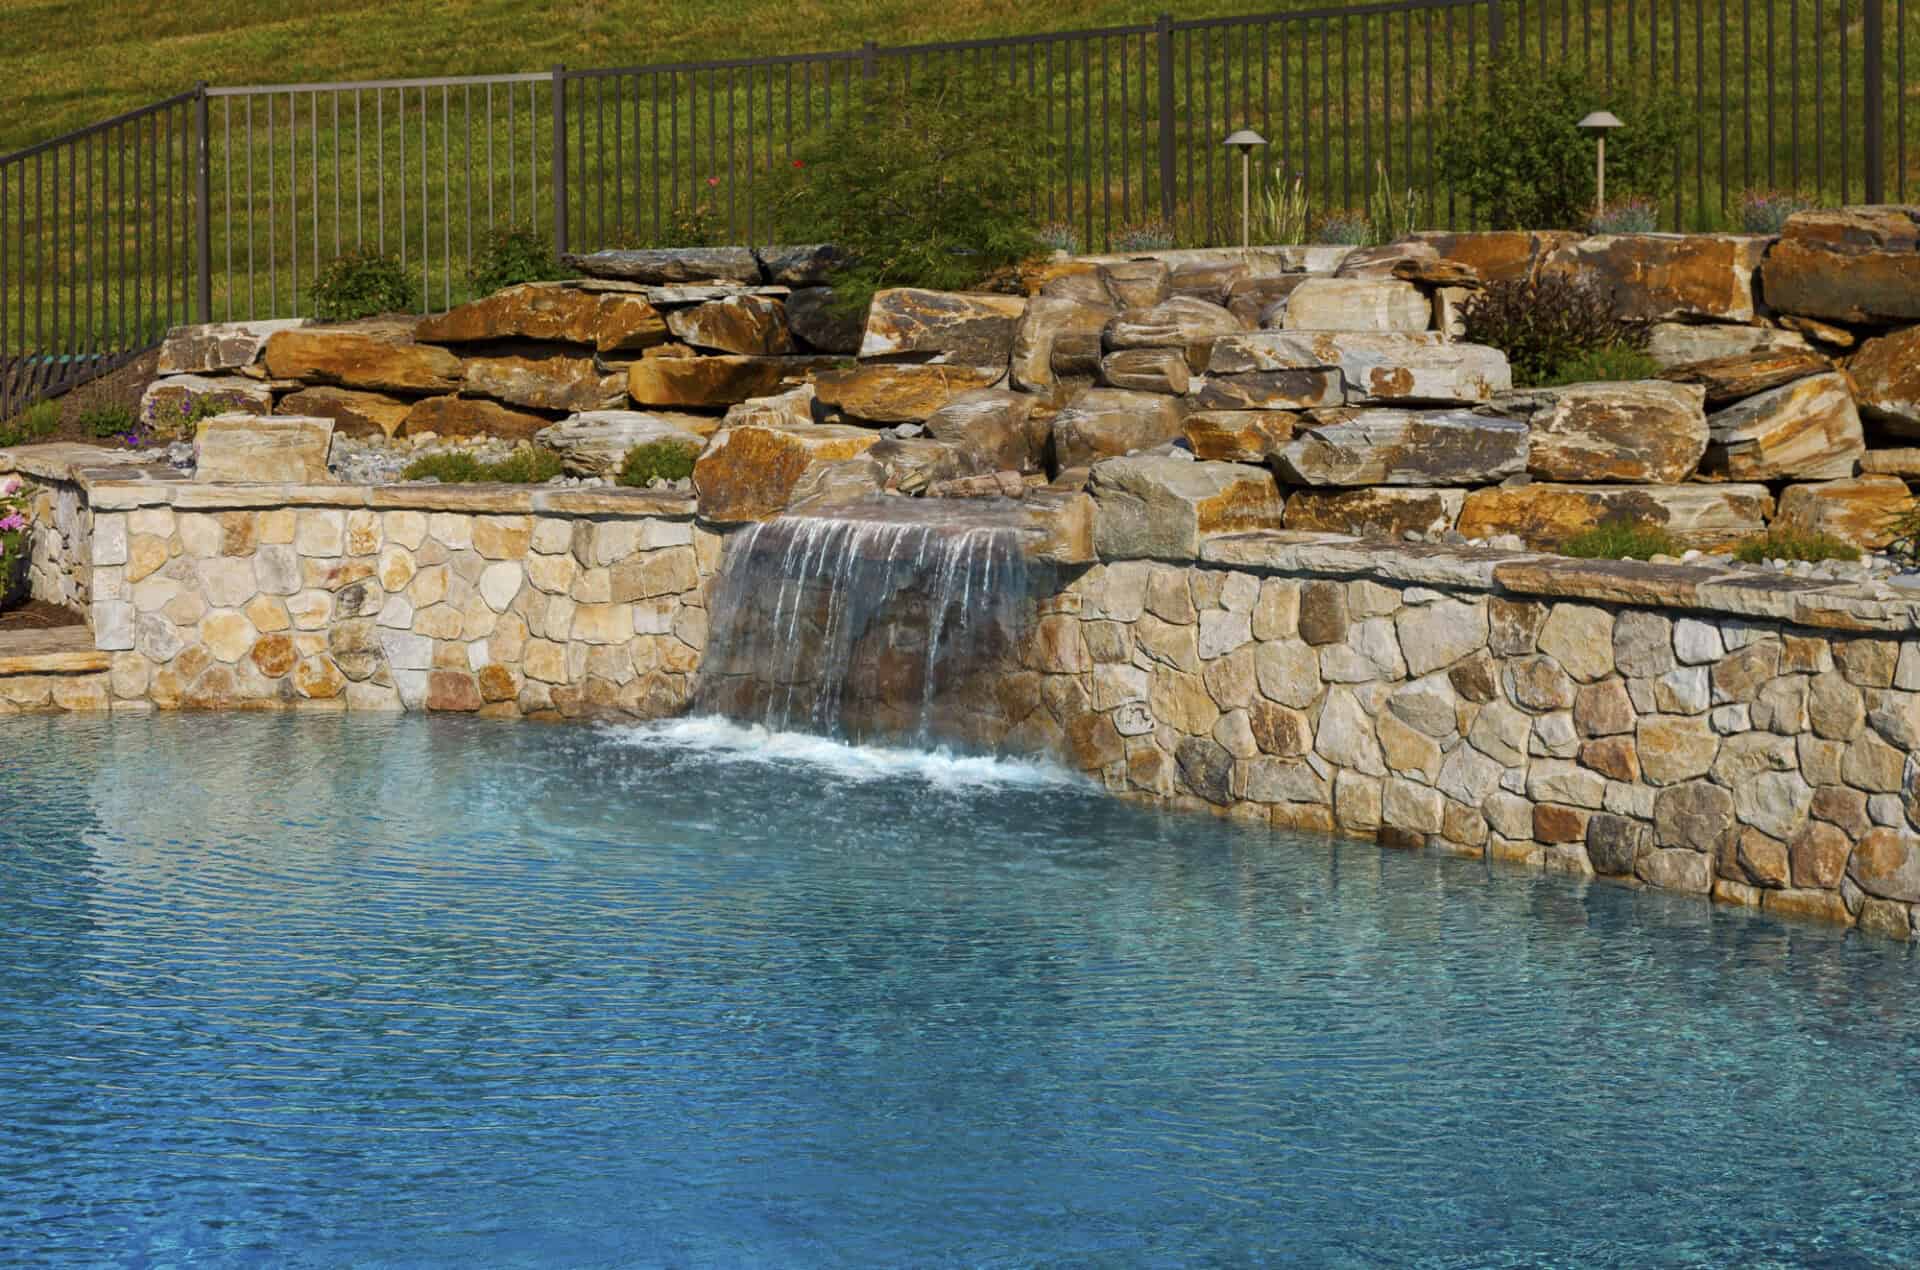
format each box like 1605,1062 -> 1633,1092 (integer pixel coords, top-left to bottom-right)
2,0 -> 1913,418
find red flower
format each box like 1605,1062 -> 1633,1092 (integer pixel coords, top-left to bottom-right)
791,159 -> 804,169
706,176 -> 720,187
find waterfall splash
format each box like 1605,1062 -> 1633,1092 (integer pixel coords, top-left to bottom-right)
694,498 -> 1046,747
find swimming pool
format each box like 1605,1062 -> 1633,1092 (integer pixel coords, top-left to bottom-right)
4,713 -> 1918,1266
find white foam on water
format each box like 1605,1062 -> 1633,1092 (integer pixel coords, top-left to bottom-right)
603,715 -> 1086,792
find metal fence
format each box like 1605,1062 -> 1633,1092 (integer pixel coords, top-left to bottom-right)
2,0 -> 1913,418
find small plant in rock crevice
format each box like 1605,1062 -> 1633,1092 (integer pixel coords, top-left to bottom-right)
143,392 -> 242,442
617,439 -> 701,487
1733,528 -> 1861,565
1460,271 -> 1650,387
79,402 -> 137,441
1560,517 -> 1681,560
0,400 -> 59,447
1531,344 -> 1662,387
400,447 -> 564,484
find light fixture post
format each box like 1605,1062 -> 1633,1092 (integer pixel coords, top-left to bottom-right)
1223,129 -> 1268,251
1578,111 -> 1625,222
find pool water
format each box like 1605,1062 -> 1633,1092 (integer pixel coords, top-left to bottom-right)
4,713 -> 1920,1267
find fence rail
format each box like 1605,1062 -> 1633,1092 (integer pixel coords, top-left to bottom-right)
2,0 -> 1913,418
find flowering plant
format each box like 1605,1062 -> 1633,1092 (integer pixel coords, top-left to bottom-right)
0,473 -> 33,600
1739,189 -> 1816,235
1590,196 -> 1661,234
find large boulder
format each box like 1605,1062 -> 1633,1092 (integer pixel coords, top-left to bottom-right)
1282,487 -> 1466,539
1181,410 -> 1297,463
401,395 -> 555,441
536,411 -> 709,478
1089,455 -> 1285,560
1774,476 -> 1915,550
1456,483 -> 1774,549
1209,331 -> 1510,405
157,318 -> 307,374
1542,233 -> 1767,322
1847,324 -> 1920,435
1656,347 -> 1831,407
1702,372 -> 1863,481
630,355 -> 837,409
664,294 -> 794,355
463,351 -> 626,413
1500,380 -> 1708,483
1411,230 -> 1576,283
277,386 -> 411,440
1010,296 -> 1114,392
1645,322 -> 1813,368
1761,205 -> 1920,323
858,288 -> 1027,366
1274,408 -> 1529,486
563,246 -> 762,284
1225,274 -> 1311,327
811,363 -> 1004,423
1051,388 -> 1187,469
692,423 -> 882,522
263,321 -> 463,394
1100,348 -> 1190,394
195,414 -> 334,484
923,390 -> 1048,474
1190,370 -> 1342,411
1280,278 -> 1431,332
1104,297 -> 1243,370
415,282 -> 667,352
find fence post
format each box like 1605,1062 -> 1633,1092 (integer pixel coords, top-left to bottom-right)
1156,14 -> 1177,226
194,83 -> 213,324
1864,0 -> 1885,203
551,65 -> 568,257
861,40 -> 877,81
1487,0 -> 1504,59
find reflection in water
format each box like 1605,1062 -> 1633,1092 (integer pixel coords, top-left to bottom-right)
1,712 -> 1917,1266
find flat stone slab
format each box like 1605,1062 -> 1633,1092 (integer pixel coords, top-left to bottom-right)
1276,408 -> 1529,486
1210,331 -> 1510,405
0,625 -> 110,675
562,247 -> 762,285
157,319 -> 308,375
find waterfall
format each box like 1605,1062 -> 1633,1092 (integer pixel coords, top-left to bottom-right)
695,498 -> 1046,747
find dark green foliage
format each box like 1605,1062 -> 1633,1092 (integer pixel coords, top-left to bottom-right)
1437,53 -> 1687,230
79,402 -> 137,439
400,447 -> 563,484
617,439 -> 701,487
1560,518 -> 1681,561
756,68 -> 1046,316
0,400 -> 60,447
471,224 -> 571,294
1461,272 -> 1650,387
1732,528 -> 1861,564
311,250 -> 417,320
1532,345 -> 1663,387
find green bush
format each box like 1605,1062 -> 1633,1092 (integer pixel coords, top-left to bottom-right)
1035,222 -> 1080,255
0,400 -> 60,447
1739,190 -> 1816,234
1590,197 -> 1660,234
1311,209 -> 1373,246
1461,272 -> 1650,387
1731,528 -> 1861,564
311,250 -> 417,320
1437,53 -> 1686,230
400,447 -> 563,484
1112,221 -> 1176,252
79,403 -> 137,439
617,439 -> 701,487
1533,345 -> 1663,387
756,68 -> 1046,316
1561,518 -> 1681,560
471,224 -> 570,295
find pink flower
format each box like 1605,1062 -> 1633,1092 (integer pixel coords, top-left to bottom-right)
0,476 -> 18,496
0,512 -> 26,532
706,176 -> 720,188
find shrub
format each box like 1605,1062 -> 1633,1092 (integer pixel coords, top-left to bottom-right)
0,400 -> 60,447
1035,222 -> 1080,255
1311,209 -> 1373,246
1561,518 -> 1681,560
1590,196 -> 1661,234
756,68 -> 1046,316
1460,272 -> 1650,387
1436,53 -> 1686,229
400,447 -> 563,484
311,250 -> 417,320
79,402 -> 137,439
1739,189 -> 1816,235
1112,221 -> 1176,252
656,189 -> 728,249
1532,344 -> 1663,387
1731,528 -> 1861,565
471,224 -> 569,294
617,439 -> 701,487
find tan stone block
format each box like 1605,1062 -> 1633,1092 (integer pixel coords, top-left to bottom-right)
292,654 -> 347,699
178,513 -> 222,558
472,515 -> 534,560
109,652 -> 150,699
295,509 -> 346,557
570,603 -> 633,645
345,509 -> 382,556
287,589 -> 333,630
429,513 -> 473,550
383,510 -> 429,550
257,508 -> 297,545
413,604 -> 464,640
524,639 -> 569,684
408,565 -> 450,608
126,534 -> 170,583
200,609 -> 257,663
52,675 -> 110,712
250,632 -> 299,678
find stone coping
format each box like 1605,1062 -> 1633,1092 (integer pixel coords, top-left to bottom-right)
0,627 -> 111,676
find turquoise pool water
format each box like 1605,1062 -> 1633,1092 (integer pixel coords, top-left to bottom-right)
3,712 -> 1919,1266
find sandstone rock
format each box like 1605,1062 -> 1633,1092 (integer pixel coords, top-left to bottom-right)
1638,715 -> 1720,784
1543,233 -> 1767,323
1774,476 -> 1913,550
923,390 -> 1048,473
1702,372 -> 1863,481
786,457 -> 888,510
1052,389 -> 1187,469
195,414 -> 334,484
1847,826 -> 1920,902
1499,380 -> 1707,484
1104,297 -> 1242,371
1181,410 -> 1297,463
1455,483 -> 1773,550
664,294 -> 794,355
564,246 -> 762,284
868,437 -> 988,495
158,318 -> 308,374
1656,347 -> 1832,408
277,386 -> 411,439
1190,370 -> 1343,411
416,282 -> 668,352
631,355 -> 836,409
1090,456 -> 1284,561
139,374 -> 273,434
1225,274 -> 1311,327
1101,259 -> 1174,309
1780,314 -> 1857,349
692,423 -> 880,522
1210,331 -> 1510,405
1281,278 -> 1430,332
1396,599 -> 1489,676
1280,487 -> 1465,540
1010,296 -> 1114,391
812,363 -> 1004,424
785,287 -> 864,353
1412,230 -> 1576,283
1847,324 -> 1920,435
263,322 -> 463,393
1638,846 -> 1714,893
860,289 -> 1026,366
536,411 -> 707,478
1761,205 -> 1920,323
1275,409 -> 1527,486
1791,819 -> 1853,889
1100,348 -> 1190,394
461,351 -> 624,413
401,395 -> 555,441
1645,323 -> 1812,369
